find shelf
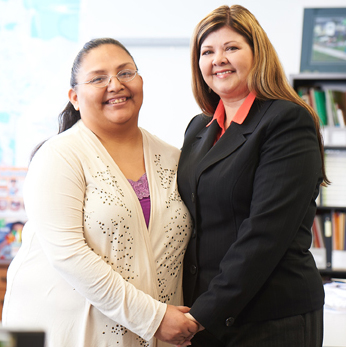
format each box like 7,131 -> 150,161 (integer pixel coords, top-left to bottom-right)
322,127 -> 346,147
290,74 -> 346,277
316,206 -> 346,212
319,269 -> 346,280
290,73 -> 346,90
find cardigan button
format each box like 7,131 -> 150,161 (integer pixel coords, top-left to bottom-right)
191,193 -> 195,203
189,264 -> 197,275
191,229 -> 197,238
225,317 -> 235,327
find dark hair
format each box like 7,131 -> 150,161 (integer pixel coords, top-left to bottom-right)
191,4 -> 329,185
31,38 -> 136,160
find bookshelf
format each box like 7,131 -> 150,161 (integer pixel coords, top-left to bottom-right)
290,73 -> 346,279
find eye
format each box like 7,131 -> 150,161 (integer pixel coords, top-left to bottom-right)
226,46 -> 238,52
118,70 -> 134,78
90,75 -> 108,84
201,50 -> 213,56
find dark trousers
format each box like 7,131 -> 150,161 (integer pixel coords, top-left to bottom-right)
191,308 -> 323,347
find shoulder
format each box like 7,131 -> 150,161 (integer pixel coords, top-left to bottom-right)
140,128 -> 181,166
266,99 -> 315,126
183,113 -> 211,139
252,99 -> 319,149
254,99 -> 315,131
141,128 -> 180,153
31,121 -> 88,165
186,113 -> 210,131
268,99 -> 309,114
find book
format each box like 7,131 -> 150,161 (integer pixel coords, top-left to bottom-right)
332,90 -> 346,126
324,89 -> 336,126
324,215 -> 333,269
314,89 -> 327,125
332,212 -> 346,251
332,212 -> 341,250
312,215 -> 325,248
340,213 -> 346,250
336,108 -> 345,127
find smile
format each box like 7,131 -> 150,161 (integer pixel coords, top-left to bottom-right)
215,70 -> 233,76
107,97 -> 127,104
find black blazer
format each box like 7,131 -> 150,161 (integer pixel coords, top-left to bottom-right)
177,99 -> 324,341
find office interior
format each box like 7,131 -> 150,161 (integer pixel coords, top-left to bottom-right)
0,0 -> 346,346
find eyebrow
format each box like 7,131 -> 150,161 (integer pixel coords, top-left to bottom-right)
201,41 -> 238,48
86,62 -> 135,76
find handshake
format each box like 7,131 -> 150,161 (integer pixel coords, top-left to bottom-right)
154,305 -> 204,346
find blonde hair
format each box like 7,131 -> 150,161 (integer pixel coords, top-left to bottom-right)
191,4 -> 328,185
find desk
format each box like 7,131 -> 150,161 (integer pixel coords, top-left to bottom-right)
323,310 -> 346,346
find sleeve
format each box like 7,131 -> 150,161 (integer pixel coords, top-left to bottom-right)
24,143 -> 166,341
189,104 -> 322,335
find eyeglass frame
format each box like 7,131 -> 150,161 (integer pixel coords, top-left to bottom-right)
73,69 -> 138,88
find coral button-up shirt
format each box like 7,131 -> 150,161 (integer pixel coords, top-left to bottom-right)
207,92 -> 256,143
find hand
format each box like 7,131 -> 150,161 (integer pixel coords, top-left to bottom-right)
175,313 -> 205,346
185,313 -> 204,332
154,305 -> 199,345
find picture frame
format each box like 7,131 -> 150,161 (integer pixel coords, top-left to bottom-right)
300,8 -> 346,73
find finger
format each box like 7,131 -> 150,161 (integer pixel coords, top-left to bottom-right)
176,306 -> 190,313
187,321 -> 199,334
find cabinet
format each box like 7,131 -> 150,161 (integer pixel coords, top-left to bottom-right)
290,73 -> 346,279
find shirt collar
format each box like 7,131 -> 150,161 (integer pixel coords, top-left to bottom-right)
207,92 -> 256,134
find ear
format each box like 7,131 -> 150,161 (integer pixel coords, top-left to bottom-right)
68,88 -> 80,111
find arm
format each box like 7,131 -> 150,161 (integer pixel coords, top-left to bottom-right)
25,144 -> 168,341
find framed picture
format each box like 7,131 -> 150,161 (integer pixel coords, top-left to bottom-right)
300,8 -> 346,73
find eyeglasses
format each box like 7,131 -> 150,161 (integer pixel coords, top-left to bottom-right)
74,69 -> 138,88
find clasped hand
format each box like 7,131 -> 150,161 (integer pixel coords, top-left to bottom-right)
154,305 -> 204,346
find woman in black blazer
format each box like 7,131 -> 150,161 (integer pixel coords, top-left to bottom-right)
177,5 -> 328,347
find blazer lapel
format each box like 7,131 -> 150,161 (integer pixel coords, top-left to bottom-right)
194,99 -> 273,182
186,119 -> 219,190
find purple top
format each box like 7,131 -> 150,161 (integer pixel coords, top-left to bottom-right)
128,173 -> 151,228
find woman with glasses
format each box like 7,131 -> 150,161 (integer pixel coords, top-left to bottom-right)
3,38 -> 197,347
177,5 -> 327,347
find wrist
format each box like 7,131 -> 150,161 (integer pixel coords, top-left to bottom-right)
185,313 -> 204,331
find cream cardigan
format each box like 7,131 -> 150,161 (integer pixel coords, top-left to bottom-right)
3,120 -> 192,347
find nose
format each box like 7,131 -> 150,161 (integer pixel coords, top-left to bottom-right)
213,50 -> 228,66
107,75 -> 123,91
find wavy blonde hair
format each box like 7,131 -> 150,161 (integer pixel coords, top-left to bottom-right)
191,4 -> 328,185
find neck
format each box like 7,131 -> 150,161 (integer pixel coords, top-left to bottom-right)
97,125 -> 142,151
222,94 -> 249,129
82,116 -> 140,145
96,125 -> 145,181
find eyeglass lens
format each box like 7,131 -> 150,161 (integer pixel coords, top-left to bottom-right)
90,70 -> 137,87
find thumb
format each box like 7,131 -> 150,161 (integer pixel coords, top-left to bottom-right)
176,306 -> 190,313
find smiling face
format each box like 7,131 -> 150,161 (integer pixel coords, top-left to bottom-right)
68,44 -> 143,135
199,26 -> 254,103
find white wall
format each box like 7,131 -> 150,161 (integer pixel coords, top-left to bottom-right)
77,0 -> 346,149
3,0 -> 346,165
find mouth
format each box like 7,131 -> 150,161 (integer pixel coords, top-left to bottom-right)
215,70 -> 233,76
105,97 -> 128,105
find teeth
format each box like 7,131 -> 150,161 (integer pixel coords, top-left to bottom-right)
109,97 -> 126,104
216,71 -> 232,75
